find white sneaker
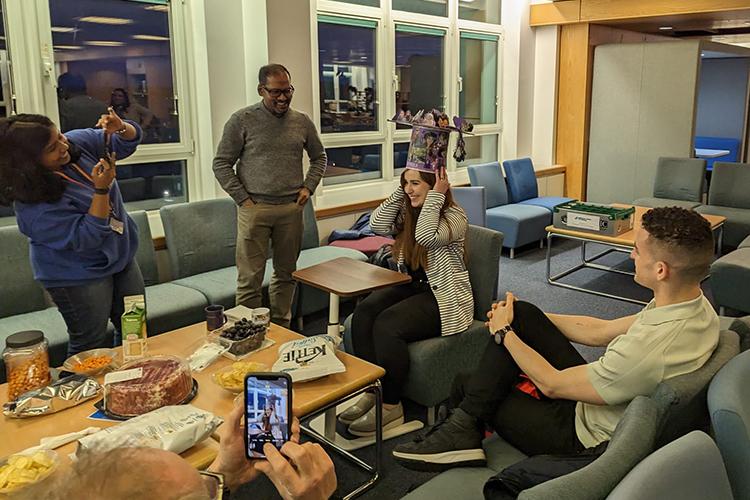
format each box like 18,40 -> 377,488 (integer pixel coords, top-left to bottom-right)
337,393 -> 376,425
348,402 -> 405,437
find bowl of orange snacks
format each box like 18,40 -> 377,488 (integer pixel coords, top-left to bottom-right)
63,348 -> 118,376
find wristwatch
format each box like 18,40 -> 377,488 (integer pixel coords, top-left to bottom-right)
492,324 -> 514,345
94,187 -> 110,195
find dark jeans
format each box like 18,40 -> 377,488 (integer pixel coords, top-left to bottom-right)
47,260 -> 145,357
351,283 -> 441,404
452,300 -> 587,456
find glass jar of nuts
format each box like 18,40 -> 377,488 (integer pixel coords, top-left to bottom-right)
3,331 -> 51,401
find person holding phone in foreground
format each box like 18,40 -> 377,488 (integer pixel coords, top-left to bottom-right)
31,401 -> 337,500
0,109 -> 143,356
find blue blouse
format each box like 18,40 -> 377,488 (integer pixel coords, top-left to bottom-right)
15,121 -> 143,288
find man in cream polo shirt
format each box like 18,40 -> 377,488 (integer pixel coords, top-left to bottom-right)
394,207 -> 719,492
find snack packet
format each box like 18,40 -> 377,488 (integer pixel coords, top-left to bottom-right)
272,335 -> 345,382
76,405 -> 221,456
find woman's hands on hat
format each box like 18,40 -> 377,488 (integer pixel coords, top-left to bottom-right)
433,167 -> 450,194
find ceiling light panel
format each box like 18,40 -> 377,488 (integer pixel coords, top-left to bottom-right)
77,16 -> 134,25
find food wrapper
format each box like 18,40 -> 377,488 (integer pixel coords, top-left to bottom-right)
272,335 -> 346,382
76,405 -> 222,457
3,374 -> 102,418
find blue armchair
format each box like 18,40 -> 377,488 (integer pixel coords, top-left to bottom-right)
451,186 -> 486,227
502,157 -> 574,211
468,161 -> 550,258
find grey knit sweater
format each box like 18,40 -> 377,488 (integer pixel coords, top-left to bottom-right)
212,102 -> 327,205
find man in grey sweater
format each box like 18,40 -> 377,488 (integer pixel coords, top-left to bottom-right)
212,64 -> 326,328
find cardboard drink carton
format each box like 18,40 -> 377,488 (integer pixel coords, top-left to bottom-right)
122,295 -> 147,360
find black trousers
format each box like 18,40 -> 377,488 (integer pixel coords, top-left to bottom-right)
351,283 -> 441,404
452,301 -> 587,457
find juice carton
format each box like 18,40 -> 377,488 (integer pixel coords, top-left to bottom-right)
122,295 -> 147,360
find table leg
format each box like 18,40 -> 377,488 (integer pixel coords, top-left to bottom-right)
547,232 -> 647,305
327,293 -> 342,343
301,382 -> 383,499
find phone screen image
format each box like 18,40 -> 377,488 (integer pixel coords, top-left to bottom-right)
245,374 -> 291,459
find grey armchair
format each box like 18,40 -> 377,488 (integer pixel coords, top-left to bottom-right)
606,431 -> 733,500
633,157 -> 706,209
708,348 -> 750,500
711,234 -> 750,315
696,161 -> 750,248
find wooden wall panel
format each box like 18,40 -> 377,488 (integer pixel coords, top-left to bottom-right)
555,23 -> 592,200
529,1 -> 581,26
581,0 -> 750,21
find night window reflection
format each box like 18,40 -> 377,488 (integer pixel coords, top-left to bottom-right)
318,18 -> 377,133
395,27 -> 445,129
323,145 -> 382,185
118,160 -> 187,210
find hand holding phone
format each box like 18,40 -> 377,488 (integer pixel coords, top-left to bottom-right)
244,372 -> 292,460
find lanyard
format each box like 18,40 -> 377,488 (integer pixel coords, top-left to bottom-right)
55,164 -> 117,217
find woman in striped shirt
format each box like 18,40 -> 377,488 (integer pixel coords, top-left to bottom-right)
341,166 -> 473,436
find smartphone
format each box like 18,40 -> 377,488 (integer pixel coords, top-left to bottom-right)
244,372 -> 292,459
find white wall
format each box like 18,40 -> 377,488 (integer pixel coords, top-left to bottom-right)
501,1 -> 558,168
204,0 -> 268,197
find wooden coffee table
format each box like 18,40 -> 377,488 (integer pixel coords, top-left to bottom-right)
293,256 -> 411,343
0,322 -> 385,499
545,204 -> 726,304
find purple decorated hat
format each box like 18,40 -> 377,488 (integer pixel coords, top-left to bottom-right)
405,125 -> 451,173
390,108 -> 474,172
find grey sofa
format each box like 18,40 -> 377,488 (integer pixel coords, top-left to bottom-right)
696,162 -> 750,248
711,234 -> 750,315
404,329 -> 740,500
159,198 -> 367,320
0,226 -> 69,382
633,156 -> 706,209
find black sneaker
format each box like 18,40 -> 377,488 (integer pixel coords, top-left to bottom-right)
392,408 -> 486,472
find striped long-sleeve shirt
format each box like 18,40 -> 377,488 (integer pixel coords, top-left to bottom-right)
371,188 -> 474,336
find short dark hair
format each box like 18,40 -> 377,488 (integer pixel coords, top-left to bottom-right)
258,64 -> 291,85
0,114 -> 66,205
641,206 -> 714,282
57,72 -> 87,95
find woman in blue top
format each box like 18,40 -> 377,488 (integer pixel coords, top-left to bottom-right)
0,110 -> 144,356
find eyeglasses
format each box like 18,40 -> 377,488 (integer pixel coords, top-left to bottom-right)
199,470 -> 225,500
262,85 -> 295,98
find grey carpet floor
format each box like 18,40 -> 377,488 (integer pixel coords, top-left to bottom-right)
235,239 -> 721,500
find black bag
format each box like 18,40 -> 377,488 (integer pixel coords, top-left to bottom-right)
483,441 -> 608,499
368,243 -> 397,271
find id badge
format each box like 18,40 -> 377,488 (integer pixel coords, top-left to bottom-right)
109,217 -> 125,234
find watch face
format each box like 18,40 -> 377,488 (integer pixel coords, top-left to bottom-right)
494,331 -> 503,345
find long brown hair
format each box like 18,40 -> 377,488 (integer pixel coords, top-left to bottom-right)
392,169 -> 457,270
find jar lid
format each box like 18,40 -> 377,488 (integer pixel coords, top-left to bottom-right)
6,330 -> 45,348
